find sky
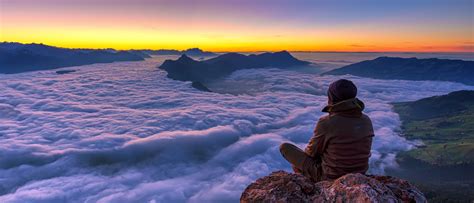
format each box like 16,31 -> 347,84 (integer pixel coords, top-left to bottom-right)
0,0 -> 473,52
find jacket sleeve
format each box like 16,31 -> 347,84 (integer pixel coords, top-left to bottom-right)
305,118 -> 327,158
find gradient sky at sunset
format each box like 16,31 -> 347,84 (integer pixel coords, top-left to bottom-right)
1,0 -> 473,52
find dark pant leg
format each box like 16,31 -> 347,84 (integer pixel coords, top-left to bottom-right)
279,142 -> 322,182
279,142 -> 307,170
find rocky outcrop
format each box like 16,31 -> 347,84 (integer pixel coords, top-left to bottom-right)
240,171 -> 426,203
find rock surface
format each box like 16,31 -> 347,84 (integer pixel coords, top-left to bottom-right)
241,171 -> 426,203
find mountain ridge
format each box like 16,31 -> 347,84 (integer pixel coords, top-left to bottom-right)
139,47 -> 216,57
158,51 -> 310,83
0,42 -> 146,73
323,56 -> 474,85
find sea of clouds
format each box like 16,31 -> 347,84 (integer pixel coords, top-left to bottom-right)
0,56 -> 473,202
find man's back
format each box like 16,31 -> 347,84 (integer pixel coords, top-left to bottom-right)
318,110 -> 374,180
280,79 -> 374,182
305,98 -> 374,180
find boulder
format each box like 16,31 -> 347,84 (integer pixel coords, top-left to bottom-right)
240,171 -> 426,203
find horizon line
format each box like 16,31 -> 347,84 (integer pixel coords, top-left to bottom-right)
2,41 -> 473,54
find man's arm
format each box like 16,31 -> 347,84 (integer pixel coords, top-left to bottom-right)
305,118 -> 327,158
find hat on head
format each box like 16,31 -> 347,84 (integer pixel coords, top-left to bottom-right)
327,79 -> 357,104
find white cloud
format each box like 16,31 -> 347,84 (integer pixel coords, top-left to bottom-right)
0,57 -> 473,202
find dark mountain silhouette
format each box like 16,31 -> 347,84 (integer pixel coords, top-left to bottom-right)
323,57 -> 474,85
182,48 -> 216,57
128,50 -> 152,58
141,49 -> 182,55
159,51 -> 310,82
55,70 -> 76,75
141,48 -> 216,57
191,81 -> 212,92
0,42 -> 147,74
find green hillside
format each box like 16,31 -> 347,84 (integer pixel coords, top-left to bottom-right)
393,90 -> 474,166
391,90 -> 474,202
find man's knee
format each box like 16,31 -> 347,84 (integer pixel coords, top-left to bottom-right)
279,142 -> 308,172
279,142 -> 293,155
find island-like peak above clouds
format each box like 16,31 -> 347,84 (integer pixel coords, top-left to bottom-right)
0,42 -> 147,74
158,51 -> 310,83
183,48 -> 217,57
176,54 -> 197,63
323,56 -> 474,85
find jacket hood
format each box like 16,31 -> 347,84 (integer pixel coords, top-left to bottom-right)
322,98 -> 365,114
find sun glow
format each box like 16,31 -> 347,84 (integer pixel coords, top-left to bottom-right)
1,0 -> 472,52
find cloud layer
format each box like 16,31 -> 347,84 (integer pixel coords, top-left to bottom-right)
1,56 -> 473,202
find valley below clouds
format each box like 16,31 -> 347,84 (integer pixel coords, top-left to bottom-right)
1,56 -> 473,202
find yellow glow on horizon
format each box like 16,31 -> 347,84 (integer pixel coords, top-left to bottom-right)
3,25 -> 471,53
1,6 -> 472,53
2,0 -> 473,53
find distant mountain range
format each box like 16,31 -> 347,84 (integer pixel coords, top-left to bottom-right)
323,57 -> 474,85
0,42 -> 218,74
158,51 -> 310,82
0,42 -> 147,73
139,48 -> 217,57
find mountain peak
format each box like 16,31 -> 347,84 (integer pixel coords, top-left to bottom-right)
181,48 -> 216,57
275,50 -> 290,54
185,48 -> 203,52
177,54 -> 195,62
159,51 -> 310,83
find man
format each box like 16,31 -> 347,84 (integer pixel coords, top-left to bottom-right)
280,79 -> 374,182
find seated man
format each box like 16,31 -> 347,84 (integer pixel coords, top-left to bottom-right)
280,79 -> 374,182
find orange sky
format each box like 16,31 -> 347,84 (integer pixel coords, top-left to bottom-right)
1,0 -> 473,52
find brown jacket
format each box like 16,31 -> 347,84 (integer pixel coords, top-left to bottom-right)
305,98 -> 374,180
